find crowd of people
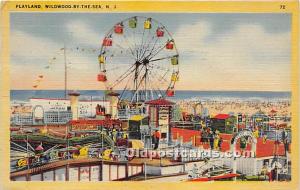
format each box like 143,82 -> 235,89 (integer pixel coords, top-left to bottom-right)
177,99 -> 291,116
200,128 -> 223,150
260,161 -> 289,181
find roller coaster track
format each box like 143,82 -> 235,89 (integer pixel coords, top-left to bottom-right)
10,133 -> 115,147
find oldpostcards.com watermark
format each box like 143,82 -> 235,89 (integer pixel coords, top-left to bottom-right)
123,148 -> 255,160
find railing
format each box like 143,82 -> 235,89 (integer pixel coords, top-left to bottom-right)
117,108 -> 148,120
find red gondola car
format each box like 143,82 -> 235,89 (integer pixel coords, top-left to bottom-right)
103,37 -> 112,46
114,23 -> 123,34
156,27 -> 164,37
166,89 -> 175,97
97,73 -> 107,82
166,40 -> 174,50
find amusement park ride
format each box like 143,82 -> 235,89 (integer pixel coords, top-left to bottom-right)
97,16 -> 179,102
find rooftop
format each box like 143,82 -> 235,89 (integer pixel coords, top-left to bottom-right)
213,114 -> 230,120
145,98 -> 175,106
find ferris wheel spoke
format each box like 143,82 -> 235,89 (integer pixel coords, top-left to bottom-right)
148,44 -> 168,60
148,70 -> 169,89
112,62 -> 146,90
111,70 -> 135,89
144,37 -> 160,60
149,63 -> 172,73
113,42 -> 136,60
132,29 -> 139,60
149,55 -> 174,62
130,63 -> 149,102
119,71 -> 136,99
145,43 -> 166,60
139,30 -> 156,61
110,64 -> 136,87
152,69 -> 170,84
122,34 -> 139,60
136,28 -> 146,61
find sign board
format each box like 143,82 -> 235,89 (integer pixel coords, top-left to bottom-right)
158,107 -> 169,125
158,107 -> 169,135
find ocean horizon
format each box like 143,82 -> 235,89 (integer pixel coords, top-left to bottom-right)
10,90 -> 291,102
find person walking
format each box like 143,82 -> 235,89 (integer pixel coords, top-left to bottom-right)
154,130 -> 161,149
209,131 -> 214,149
282,128 -> 289,156
214,130 -> 220,150
218,137 -> 223,151
261,164 -> 268,181
280,163 -> 288,181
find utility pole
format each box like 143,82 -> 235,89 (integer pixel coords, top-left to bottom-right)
26,134 -> 29,170
144,162 -> 147,180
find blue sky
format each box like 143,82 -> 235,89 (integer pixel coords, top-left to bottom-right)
10,13 -> 291,91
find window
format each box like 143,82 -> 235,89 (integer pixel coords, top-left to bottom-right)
161,133 -> 167,139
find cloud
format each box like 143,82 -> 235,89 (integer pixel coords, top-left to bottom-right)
10,18 -> 291,91
10,30 -> 63,63
173,22 -> 291,91
65,20 -> 102,47
173,21 -> 212,58
10,30 -> 102,90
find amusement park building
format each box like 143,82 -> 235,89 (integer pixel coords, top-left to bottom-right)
11,98 -> 110,125
29,98 -> 110,117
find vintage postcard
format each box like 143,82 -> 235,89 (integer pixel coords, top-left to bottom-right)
0,0 -> 299,190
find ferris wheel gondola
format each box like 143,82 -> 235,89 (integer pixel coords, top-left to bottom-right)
97,16 -> 179,102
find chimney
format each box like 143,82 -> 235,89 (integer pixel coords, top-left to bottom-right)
107,91 -> 119,119
68,91 -> 80,120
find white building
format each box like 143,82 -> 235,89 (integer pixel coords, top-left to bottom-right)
29,98 -> 110,118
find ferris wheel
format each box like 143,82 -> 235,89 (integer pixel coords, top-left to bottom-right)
97,16 -> 179,102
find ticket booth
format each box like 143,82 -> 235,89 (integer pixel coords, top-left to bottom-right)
145,98 -> 174,147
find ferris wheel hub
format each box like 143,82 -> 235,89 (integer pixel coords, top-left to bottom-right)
135,61 -> 142,66
142,58 -> 149,65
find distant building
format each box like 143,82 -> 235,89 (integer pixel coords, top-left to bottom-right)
29,98 -> 110,118
44,111 -> 73,124
11,97 -> 110,126
11,111 -> 73,125
11,113 -> 33,125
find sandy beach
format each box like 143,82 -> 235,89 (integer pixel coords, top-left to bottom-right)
176,99 -> 291,116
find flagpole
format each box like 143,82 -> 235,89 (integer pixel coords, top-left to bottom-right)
64,43 -> 67,99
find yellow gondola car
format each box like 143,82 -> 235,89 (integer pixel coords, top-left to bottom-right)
144,18 -> 152,29
171,56 -> 178,65
171,72 -> 179,82
98,55 -> 105,64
